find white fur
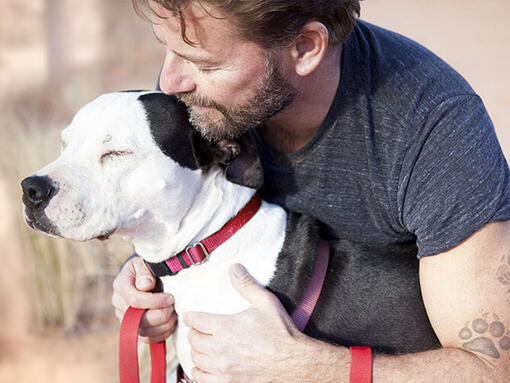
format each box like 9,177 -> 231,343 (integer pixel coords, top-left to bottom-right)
25,91 -> 288,379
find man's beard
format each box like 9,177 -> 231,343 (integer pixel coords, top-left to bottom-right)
176,53 -> 298,142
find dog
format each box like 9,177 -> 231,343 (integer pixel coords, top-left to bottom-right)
21,91 -> 441,378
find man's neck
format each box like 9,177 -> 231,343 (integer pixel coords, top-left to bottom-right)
259,45 -> 342,154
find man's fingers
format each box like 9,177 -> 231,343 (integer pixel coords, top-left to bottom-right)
190,349 -> 217,374
115,307 -> 126,322
229,263 -> 277,306
138,329 -> 174,344
125,291 -> 174,310
188,328 -> 217,355
183,311 -> 227,335
140,307 -> 176,328
139,317 -> 177,338
192,367 -> 217,383
132,256 -> 156,291
112,292 -> 128,319
112,288 -> 174,321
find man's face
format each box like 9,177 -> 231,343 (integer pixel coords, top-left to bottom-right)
151,1 -> 298,141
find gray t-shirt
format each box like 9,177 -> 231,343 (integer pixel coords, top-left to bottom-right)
254,20 -> 510,259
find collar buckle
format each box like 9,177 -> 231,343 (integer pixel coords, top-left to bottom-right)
184,241 -> 210,265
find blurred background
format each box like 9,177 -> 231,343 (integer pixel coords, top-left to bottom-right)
0,0 -> 508,382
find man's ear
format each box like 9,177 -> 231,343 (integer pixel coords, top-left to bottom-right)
289,21 -> 329,77
191,131 -> 264,189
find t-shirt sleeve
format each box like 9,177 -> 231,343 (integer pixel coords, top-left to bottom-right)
400,94 -> 510,258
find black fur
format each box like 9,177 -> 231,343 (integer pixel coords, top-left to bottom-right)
268,213 -> 441,355
266,213 -> 319,313
138,93 -> 200,170
224,134 -> 264,189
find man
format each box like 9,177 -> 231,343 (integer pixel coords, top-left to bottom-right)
112,0 -> 510,381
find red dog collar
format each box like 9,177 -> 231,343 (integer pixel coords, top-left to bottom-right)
144,194 -> 262,277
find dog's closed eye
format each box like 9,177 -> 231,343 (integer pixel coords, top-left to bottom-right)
99,150 -> 133,165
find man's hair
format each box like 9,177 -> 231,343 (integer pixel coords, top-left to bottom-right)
133,0 -> 361,48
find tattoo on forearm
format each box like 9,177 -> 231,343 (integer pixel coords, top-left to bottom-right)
496,254 -> 510,285
495,254 -> 510,307
459,315 -> 510,359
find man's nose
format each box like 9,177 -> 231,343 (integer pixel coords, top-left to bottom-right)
158,54 -> 196,95
21,175 -> 57,209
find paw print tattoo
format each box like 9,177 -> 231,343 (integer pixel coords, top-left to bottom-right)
459,317 -> 510,359
496,254 -> 510,285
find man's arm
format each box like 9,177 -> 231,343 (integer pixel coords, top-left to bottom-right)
366,219 -> 510,382
185,221 -> 510,382
411,219 -> 510,380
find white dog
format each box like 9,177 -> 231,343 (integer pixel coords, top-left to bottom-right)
21,91 -> 291,377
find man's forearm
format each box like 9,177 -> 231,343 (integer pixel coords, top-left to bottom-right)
373,347 -> 501,382
305,339 -> 502,383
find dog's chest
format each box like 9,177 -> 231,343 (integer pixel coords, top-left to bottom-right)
162,261 -> 250,315
157,202 -> 287,376
160,202 -> 287,315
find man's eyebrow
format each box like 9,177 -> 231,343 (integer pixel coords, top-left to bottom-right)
172,50 -> 218,65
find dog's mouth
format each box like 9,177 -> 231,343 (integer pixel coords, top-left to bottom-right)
23,207 -> 61,237
25,205 -> 117,242
96,228 -> 116,241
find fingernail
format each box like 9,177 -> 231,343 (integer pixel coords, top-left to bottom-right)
138,276 -> 152,289
166,294 -> 174,305
232,264 -> 246,279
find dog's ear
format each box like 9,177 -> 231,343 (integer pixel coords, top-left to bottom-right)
191,131 -> 239,170
191,132 -> 264,189
224,134 -> 264,189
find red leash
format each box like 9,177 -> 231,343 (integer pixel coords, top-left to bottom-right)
290,238 -> 329,331
349,346 -> 372,383
120,307 -> 166,383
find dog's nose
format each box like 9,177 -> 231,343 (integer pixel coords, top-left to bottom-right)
21,176 -> 57,208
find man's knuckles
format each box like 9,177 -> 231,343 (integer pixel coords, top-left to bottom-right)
156,306 -> 175,324
215,356 -> 236,375
190,349 -> 215,371
112,273 -> 126,292
139,319 -> 175,337
138,331 -> 172,344
141,307 -> 176,327
187,328 -> 201,347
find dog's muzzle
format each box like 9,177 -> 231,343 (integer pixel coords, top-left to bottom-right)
21,175 -> 60,235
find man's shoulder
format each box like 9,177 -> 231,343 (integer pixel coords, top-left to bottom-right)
352,20 -> 463,78
337,20 -> 480,146
346,21 -> 475,108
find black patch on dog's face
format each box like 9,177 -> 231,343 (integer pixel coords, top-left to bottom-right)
138,92 -> 264,189
138,93 -> 199,170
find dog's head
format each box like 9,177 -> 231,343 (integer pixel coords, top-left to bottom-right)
21,91 -> 263,241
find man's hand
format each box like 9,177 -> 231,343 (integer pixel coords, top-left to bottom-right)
184,263 -> 347,383
111,255 -> 176,343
